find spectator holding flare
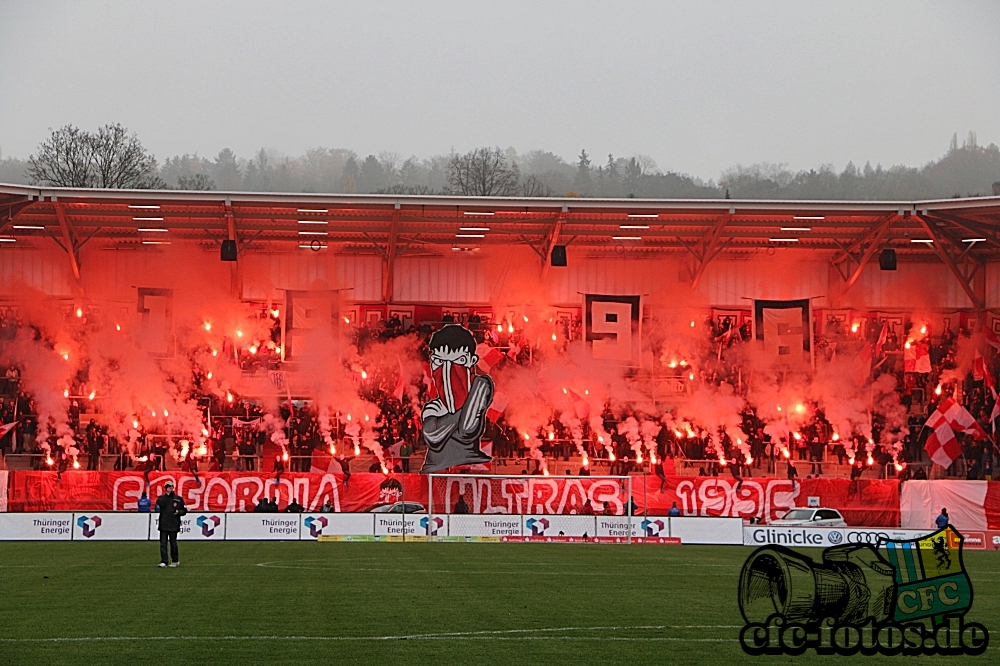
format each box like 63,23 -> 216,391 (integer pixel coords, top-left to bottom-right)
155,481 -> 187,568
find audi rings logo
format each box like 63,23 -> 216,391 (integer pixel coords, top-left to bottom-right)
847,530 -> 890,544
827,530 -> 844,545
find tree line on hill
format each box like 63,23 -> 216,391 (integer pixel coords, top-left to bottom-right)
2,124 -> 999,200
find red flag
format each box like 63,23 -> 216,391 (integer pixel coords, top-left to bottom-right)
393,358 -> 406,401
567,389 -> 591,420
974,351 -> 995,390
990,388 -> 1000,435
422,362 -> 437,401
875,321 -> 889,355
851,342 -> 872,386
0,421 -> 15,441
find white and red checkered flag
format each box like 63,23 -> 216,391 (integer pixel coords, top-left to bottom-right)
983,324 -> 1000,352
904,341 -> 931,373
937,397 -> 988,439
924,410 -> 962,468
486,391 -> 508,423
476,343 -> 505,373
924,397 -> 987,468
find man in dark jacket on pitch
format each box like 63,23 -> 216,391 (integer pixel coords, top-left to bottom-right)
155,481 -> 187,568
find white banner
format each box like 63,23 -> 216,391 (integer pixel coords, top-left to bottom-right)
670,517 -> 743,545
448,514 -> 520,537
72,512 -> 151,541
899,480 -> 989,531
300,513 -> 374,539
373,513 -> 420,537
0,470 -> 7,512
596,516 -> 640,538
149,512 -> 227,540
0,512 -> 74,540
522,515 -> 596,538
225,513 -> 300,540
743,526 -> 936,548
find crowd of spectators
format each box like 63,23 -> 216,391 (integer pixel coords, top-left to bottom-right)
1,307 -> 999,481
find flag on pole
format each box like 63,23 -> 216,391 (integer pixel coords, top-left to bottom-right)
393,358 -> 406,401
875,320 -> 889,356
476,343 -> 505,372
990,388 -> 1000,435
924,412 -> 961,469
924,398 -> 987,468
974,351 -> 995,390
567,389 -> 591,420
851,342 -> 873,387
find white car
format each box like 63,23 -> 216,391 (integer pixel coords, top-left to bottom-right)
770,508 -> 847,527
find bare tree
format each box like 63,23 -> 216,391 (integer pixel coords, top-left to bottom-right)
447,147 -> 521,196
27,124 -> 163,188
521,174 -> 553,197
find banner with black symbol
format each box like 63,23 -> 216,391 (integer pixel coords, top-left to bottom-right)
753,299 -> 812,366
584,295 -> 641,365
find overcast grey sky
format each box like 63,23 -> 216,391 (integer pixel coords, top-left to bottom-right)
2,0 -> 998,180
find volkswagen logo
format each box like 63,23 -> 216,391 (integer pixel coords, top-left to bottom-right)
827,530 -> 844,545
847,531 -> 890,544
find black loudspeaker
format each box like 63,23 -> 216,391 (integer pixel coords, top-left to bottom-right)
221,239 -> 238,262
550,245 -> 567,267
879,248 -> 897,271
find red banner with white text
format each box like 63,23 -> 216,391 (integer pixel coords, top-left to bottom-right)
3,471 -> 905,526
4,472 -> 428,514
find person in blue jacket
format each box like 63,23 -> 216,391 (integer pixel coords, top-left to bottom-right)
137,491 -> 151,513
935,507 -> 949,529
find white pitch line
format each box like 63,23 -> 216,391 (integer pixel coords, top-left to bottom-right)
0,625 -> 742,644
255,562 -> 715,576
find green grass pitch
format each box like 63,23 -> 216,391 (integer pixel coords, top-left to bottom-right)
1,541 -> 998,665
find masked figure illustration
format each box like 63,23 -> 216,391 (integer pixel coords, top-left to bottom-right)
420,324 -> 494,472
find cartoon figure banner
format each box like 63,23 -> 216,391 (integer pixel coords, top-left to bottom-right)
420,325 -> 495,472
